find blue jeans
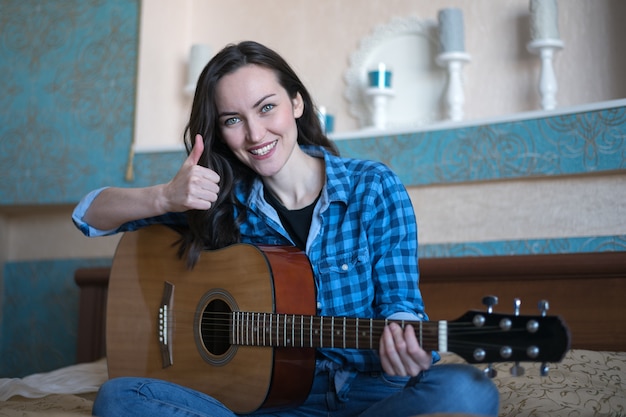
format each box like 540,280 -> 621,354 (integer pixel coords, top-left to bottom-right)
92,364 -> 499,417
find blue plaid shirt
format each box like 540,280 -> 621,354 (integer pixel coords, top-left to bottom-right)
73,146 -> 426,373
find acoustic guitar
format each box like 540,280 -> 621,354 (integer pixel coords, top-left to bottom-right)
106,225 -> 570,413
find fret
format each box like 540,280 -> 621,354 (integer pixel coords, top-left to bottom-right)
245,312 -> 250,345
242,312 -> 247,345
234,311 -> 239,345
369,319 -> 373,349
241,312 -> 245,345
230,312 -> 236,345
237,311 -> 243,345
330,317 -> 334,348
256,312 -> 261,346
238,311 -> 243,345
319,317 -> 323,347
300,315 -> 304,347
309,316 -> 314,348
282,314 -> 286,345
236,311 -> 240,345
250,312 -> 254,345
355,317 -> 359,349
231,312 -> 235,345
267,314 -> 274,346
262,313 -> 266,346
418,320 -> 422,346
342,317 -> 346,349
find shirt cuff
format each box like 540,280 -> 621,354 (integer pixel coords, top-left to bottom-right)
387,311 -> 424,321
71,187 -> 120,237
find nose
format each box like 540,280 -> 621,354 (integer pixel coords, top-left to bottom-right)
246,117 -> 266,143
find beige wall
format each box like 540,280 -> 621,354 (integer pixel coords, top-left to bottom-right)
134,0 -> 626,150
1,206 -> 120,262
411,172 -> 626,244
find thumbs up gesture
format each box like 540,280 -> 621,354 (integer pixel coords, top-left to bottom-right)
163,134 -> 221,212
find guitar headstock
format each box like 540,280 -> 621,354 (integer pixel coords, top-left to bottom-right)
448,297 -> 571,372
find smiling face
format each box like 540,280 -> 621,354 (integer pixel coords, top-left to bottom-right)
215,64 -> 304,179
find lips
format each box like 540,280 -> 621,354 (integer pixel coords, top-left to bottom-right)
249,140 -> 277,156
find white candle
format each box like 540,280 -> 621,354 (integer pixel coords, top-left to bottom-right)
438,8 -> 465,53
529,0 -> 560,41
187,44 -> 212,87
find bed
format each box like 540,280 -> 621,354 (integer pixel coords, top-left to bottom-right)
1,251 -> 625,417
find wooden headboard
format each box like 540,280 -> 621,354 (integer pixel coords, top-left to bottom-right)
74,251 -> 626,363
419,251 -> 626,352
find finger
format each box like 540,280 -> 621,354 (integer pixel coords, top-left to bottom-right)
379,323 -> 406,376
402,325 -> 432,374
185,134 -> 205,166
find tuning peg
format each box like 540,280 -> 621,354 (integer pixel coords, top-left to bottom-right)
508,298 -> 527,376
510,363 -> 525,376
538,300 -> 550,375
483,364 -> 497,378
482,295 -> 498,314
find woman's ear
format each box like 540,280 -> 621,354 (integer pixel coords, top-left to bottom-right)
292,92 -> 304,119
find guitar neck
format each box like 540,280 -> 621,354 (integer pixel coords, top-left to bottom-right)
230,312 -> 443,352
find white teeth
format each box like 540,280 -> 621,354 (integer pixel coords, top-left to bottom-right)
250,141 -> 276,156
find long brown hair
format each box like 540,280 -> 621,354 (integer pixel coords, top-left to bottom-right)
178,40 -> 338,267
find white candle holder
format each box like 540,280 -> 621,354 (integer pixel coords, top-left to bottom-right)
436,51 -> 471,122
365,87 -> 395,130
527,39 -> 564,111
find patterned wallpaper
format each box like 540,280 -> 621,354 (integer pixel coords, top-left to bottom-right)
0,0 -> 139,205
334,105 -> 626,186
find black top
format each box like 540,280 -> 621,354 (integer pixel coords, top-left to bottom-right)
264,188 -> 320,250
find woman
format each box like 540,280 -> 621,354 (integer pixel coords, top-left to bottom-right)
73,40 -> 499,417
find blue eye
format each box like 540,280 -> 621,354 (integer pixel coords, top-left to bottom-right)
224,117 -> 240,126
261,104 -> 275,113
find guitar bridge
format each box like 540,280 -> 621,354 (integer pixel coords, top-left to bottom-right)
158,281 -> 174,368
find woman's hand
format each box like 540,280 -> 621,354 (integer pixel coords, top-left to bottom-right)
161,134 -> 221,213
379,322 -> 432,377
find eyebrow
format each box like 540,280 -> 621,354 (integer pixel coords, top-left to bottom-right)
218,93 -> 276,119
253,93 -> 276,109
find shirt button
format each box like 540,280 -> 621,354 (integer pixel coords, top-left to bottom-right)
317,302 -> 322,309
341,264 -> 349,271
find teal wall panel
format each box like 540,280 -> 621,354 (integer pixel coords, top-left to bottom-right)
0,258 -> 111,378
0,0 -> 140,205
0,0 -> 139,377
333,105 -> 626,187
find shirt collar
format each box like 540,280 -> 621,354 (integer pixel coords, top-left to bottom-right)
301,145 -> 351,206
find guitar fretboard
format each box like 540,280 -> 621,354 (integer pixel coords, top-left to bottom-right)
230,312 -> 444,352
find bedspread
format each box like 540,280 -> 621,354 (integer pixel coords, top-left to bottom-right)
0,350 -> 624,417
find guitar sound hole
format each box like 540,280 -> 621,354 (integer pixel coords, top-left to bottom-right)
200,299 -> 232,356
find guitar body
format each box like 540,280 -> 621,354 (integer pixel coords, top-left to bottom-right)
106,225 -> 317,413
